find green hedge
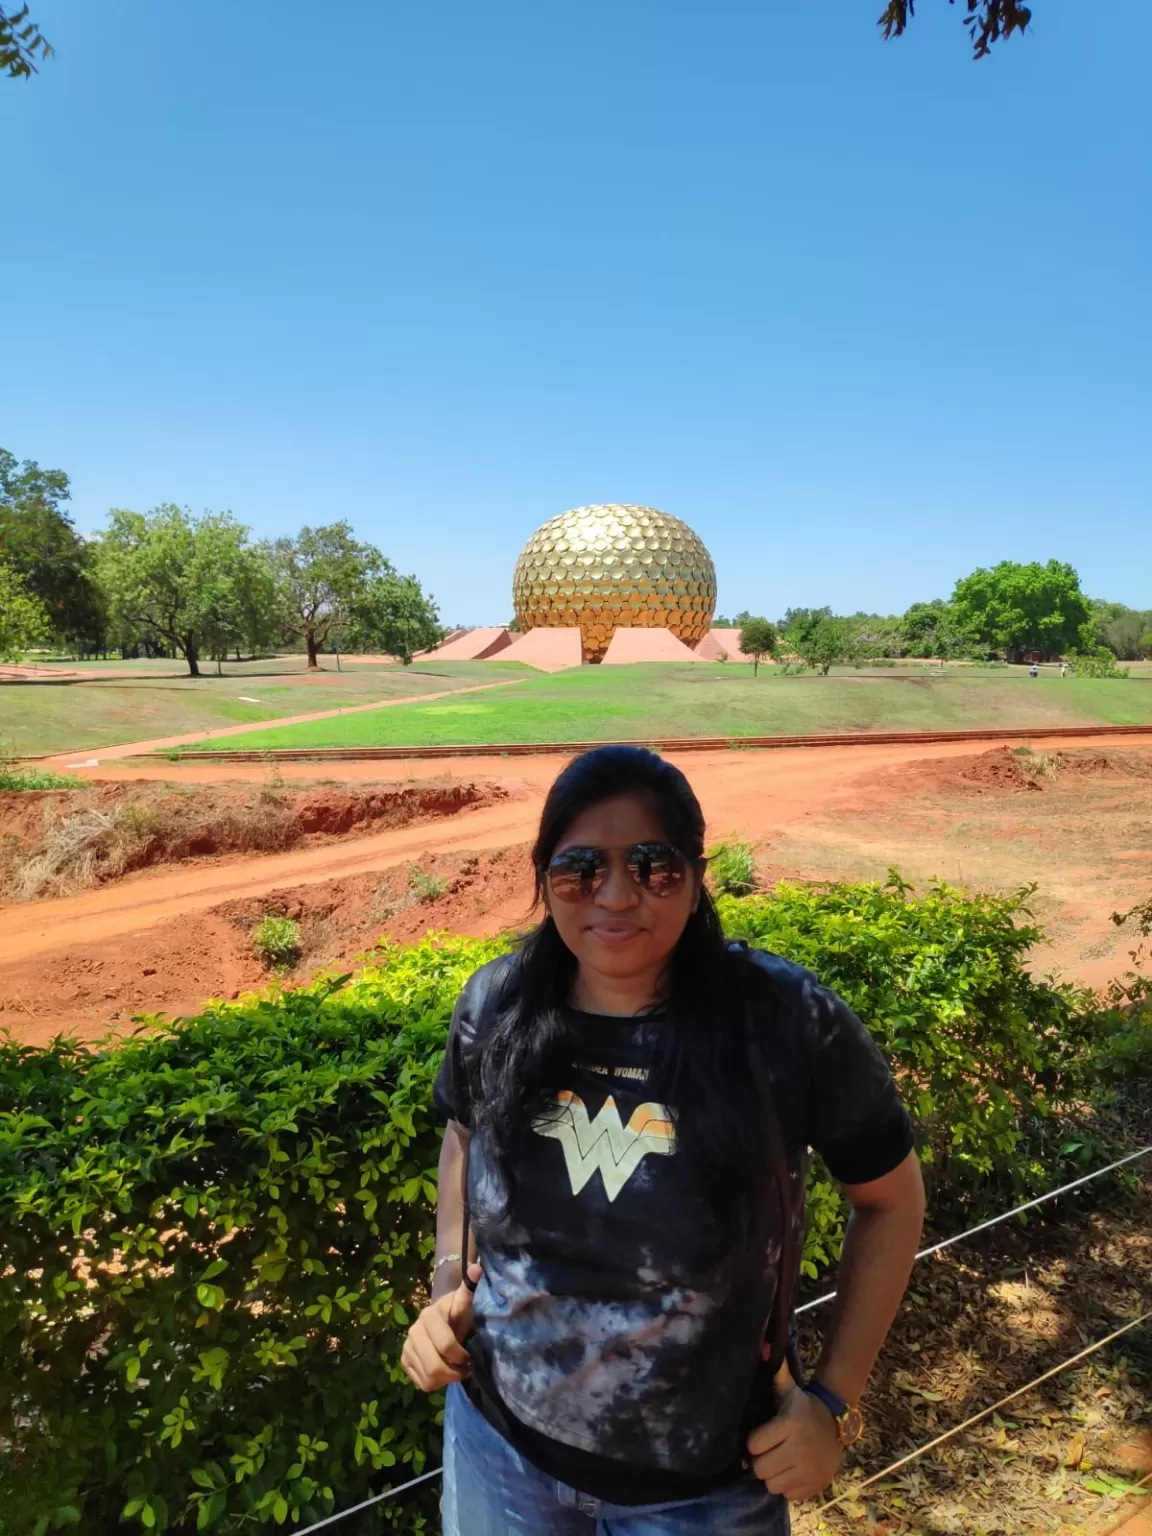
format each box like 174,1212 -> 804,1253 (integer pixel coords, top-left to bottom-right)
0,881 -> 1107,1534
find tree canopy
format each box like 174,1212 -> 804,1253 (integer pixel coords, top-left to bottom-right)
951,559 -> 1092,661
347,573 -> 444,665
737,617 -> 778,676
0,448 -> 106,652
95,506 -> 272,677
0,560 -> 52,661
265,523 -> 390,669
790,615 -> 859,675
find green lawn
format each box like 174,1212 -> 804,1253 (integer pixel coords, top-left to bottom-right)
190,663 -> 1152,751
3,660 -> 531,756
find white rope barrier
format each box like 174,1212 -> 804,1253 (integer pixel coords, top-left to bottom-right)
289,1145 -> 1151,1534
818,1309 -> 1152,1515
796,1143 -> 1151,1315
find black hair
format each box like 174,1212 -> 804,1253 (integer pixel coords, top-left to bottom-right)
471,744 -> 774,1240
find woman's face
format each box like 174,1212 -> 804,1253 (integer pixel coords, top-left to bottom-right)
544,792 -> 700,992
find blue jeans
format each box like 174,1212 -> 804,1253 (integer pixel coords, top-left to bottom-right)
441,1384 -> 790,1535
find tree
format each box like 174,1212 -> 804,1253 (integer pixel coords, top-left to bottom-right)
901,599 -> 970,663
266,523 -> 388,669
791,615 -> 858,675
95,505 -> 263,677
878,0 -> 1032,59
952,559 -> 1093,662
1,4 -> 51,79
0,559 -> 52,660
0,448 -> 105,649
347,572 -> 444,665
1089,599 -> 1152,661
738,617 -> 779,677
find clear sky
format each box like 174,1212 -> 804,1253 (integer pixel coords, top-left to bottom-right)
3,0 -> 1149,626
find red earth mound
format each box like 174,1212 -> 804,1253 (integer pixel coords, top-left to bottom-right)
0,845 -> 536,1046
0,777 -> 505,900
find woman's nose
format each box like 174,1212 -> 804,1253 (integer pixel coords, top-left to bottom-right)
594,858 -> 640,909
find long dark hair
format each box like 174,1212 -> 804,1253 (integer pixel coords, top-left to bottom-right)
471,744 -> 775,1239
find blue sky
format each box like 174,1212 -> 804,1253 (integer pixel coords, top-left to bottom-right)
3,0 -> 1149,626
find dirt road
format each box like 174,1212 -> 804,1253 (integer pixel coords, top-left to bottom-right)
10,730 -> 1151,964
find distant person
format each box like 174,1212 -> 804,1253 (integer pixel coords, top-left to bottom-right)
1030,663 -> 1039,678
1060,662 -> 1069,678
403,744 -> 925,1533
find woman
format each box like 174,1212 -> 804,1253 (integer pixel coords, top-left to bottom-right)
402,745 -> 924,1534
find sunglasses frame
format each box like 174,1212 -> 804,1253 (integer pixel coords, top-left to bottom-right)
542,841 -> 704,903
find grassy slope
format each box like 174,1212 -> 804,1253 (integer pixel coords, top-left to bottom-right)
3,661 -> 530,755
192,664 -> 1152,750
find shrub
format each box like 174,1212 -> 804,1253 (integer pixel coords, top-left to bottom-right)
1069,648 -> 1131,679
0,886 -> 1116,1533
405,862 -> 446,904
0,766 -> 84,791
0,934 -> 509,1534
707,839 -> 758,897
252,914 -> 302,969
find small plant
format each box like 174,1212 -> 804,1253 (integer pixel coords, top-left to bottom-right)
0,766 -> 84,791
707,839 -> 758,896
252,914 -> 301,969
406,860 -> 446,903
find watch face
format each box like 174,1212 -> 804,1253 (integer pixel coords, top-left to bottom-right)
839,1405 -> 865,1447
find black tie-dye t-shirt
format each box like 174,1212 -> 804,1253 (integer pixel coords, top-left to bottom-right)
433,947 -> 912,1505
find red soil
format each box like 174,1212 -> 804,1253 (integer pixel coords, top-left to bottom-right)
4,730 -> 1152,1047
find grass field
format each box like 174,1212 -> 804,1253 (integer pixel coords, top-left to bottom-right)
190,663 -> 1152,751
3,660 -> 530,755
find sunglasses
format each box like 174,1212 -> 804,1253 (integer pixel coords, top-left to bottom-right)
544,842 -> 697,902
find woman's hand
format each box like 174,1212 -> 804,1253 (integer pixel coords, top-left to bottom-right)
401,1264 -> 482,1392
746,1386 -> 843,1501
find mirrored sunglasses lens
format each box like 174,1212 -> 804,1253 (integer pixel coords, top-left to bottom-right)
626,844 -> 685,895
548,849 -> 607,900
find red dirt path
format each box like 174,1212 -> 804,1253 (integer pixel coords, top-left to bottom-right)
4,729 -> 1151,1047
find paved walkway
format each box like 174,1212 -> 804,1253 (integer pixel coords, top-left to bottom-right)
44,677 -> 526,766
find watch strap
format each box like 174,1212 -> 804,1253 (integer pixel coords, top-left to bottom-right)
803,1380 -> 848,1422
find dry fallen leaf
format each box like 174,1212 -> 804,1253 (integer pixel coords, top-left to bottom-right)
1064,1435 -> 1086,1468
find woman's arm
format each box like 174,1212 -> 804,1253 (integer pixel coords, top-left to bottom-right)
810,1149 -> 925,1404
431,1119 -> 472,1302
401,1120 -> 478,1392
747,1150 -> 925,1500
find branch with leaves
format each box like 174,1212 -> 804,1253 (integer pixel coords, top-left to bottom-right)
878,0 -> 1033,58
1,4 -> 52,79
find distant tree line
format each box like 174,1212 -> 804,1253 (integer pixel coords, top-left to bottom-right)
0,448 -> 444,671
716,558 -> 1151,673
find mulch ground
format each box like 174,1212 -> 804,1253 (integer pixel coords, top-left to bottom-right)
795,1094 -> 1152,1536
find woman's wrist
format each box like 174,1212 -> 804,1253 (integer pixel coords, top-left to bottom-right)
431,1251 -> 463,1300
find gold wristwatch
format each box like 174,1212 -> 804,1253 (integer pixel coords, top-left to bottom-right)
803,1381 -> 865,1447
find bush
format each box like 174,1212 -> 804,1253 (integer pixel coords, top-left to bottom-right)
0,885 -> 1117,1533
0,763 -> 83,791
707,840 -> 758,897
1069,648 -> 1131,679
252,914 -> 302,969
0,934 -> 509,1534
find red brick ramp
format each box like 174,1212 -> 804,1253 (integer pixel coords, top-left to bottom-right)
499,627 -> 583,671
426,627 -> 512,661
697,628 -> 753,661
602,628 -> 708,664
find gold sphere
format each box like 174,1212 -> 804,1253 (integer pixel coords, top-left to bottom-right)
512,504 -> 717,664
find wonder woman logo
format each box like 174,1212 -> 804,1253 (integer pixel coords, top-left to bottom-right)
533,1091 -> 676,1202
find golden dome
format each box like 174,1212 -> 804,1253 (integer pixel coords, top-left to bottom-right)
512,504 -> 717,664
